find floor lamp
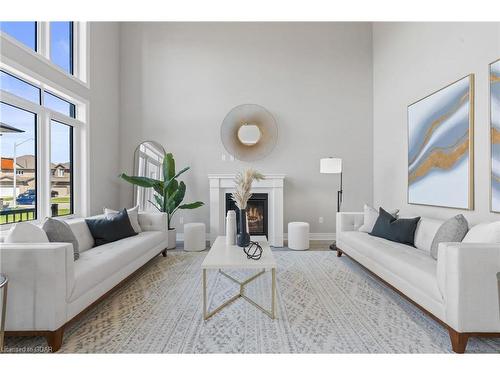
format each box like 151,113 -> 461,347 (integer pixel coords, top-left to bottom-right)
320,157 -> 343,251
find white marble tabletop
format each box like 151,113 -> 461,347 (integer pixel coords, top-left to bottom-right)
201,236 -> 277,270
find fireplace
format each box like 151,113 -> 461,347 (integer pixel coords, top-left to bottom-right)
225,193 -> 268,237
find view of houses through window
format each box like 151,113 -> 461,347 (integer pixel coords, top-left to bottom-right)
0,74 -> 76,224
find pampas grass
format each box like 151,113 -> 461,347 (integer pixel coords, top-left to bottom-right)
231,169 -> 264,209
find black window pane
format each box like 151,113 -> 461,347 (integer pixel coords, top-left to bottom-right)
44,91 -> 76,118
50,22 -> 73,74
0,70 -> 41,104
0,102 -> 37,224
0,22 -> 36,50
50,120 -> 73,217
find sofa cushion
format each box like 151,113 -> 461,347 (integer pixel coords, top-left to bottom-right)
70,231 -> 166,301
462,221 -> 500,243
414,217 -> 444,253
104,205 -> 142,233
4,222 -> 49,243
65,218 -> 95,252
369,208 -> 421,246
42,217 -> 80,261
358,204 -> 400,233
85,209 -> 137,246
339,231 -> 442,303
430,215 -> 469,260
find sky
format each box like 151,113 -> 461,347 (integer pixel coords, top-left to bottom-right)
0,22 -> 73,163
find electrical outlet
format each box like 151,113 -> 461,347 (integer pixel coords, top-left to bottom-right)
319,217 -> 324,224
179,216 -> 184,224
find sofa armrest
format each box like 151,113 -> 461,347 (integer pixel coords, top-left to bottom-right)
437,242 -> 500,332
0,243 -> 74,331
336,212 -> 364,237
138,212 -> 168,232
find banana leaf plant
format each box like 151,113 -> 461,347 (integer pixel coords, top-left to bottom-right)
119,153 -> 204,230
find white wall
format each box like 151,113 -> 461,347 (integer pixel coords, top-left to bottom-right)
88,22 -> 121,214
118,22 -> 374,235
373,22 -> 500,223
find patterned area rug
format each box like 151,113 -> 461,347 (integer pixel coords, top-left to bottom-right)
5,250 -> 500,353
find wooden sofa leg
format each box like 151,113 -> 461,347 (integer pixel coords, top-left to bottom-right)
448,328 -> 468,353
336,250 -> 343,257
161,249 -> 167,257
46,327 -> 64,352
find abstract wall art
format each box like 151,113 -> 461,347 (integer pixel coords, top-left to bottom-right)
490,59 -> 500,212
407,75 -> 474,209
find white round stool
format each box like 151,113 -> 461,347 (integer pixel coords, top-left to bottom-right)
288,222 -> 310,250
184,223 -> 206,252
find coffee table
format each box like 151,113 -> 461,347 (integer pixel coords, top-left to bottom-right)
201,236 -> 277,320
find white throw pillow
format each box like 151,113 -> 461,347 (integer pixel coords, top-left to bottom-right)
104,205 -> 142,233
4,222 -> 49,243
358,204 -> 399,233
462,221 -> 500,243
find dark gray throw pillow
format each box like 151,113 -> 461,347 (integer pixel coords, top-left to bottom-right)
42,217 -> 80,261
369,207 -> 421,246
430,214 -> 469,260
85,208 -> 137,246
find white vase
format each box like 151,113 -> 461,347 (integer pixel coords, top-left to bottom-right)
226,210 -> 237,245
167,228 -> 177,249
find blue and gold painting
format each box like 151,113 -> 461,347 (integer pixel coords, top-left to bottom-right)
408,75 -> 474,209
490,59 -> 500,212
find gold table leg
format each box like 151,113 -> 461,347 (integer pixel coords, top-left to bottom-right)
203,268 -> 277,320
0,278 -> 8,353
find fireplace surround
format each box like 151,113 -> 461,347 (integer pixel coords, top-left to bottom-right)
208,174 -> 285,247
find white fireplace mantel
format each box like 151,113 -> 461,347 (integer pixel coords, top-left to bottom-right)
208,174 -> 285,247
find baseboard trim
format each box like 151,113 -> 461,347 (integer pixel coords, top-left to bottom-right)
176,233 -> 336,241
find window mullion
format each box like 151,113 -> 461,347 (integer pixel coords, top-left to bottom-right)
37,22 -> 50,60
38,111 -> 51,220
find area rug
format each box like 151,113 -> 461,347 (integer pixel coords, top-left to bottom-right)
5,250 -> 500,353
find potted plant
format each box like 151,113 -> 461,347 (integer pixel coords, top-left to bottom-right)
231,169 -> 264,247
119,153 -> 204,249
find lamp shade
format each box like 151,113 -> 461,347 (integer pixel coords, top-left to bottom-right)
320,157 -> 342,174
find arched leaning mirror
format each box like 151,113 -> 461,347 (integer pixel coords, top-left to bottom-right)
133,141 -> 166,211
220,104 -> 278,161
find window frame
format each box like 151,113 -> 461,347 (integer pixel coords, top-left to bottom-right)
0,65 -> 87,228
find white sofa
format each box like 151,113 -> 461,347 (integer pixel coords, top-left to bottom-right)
336,212 -> 500,353
0,212 -> 168,351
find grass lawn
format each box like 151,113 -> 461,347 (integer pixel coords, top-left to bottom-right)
51,197 -> 70,204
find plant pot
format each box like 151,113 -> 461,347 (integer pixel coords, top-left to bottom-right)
237,208 -> 250,247
167,228 -> 177,249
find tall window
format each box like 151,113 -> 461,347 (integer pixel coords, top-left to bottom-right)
50,120 -> 73,217
0,102 -> 37,224
0,68 -> 80,225
50,22 -> 73,74
0,22 -> 36,50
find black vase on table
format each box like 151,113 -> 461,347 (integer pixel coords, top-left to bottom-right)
237,208 -> 251,247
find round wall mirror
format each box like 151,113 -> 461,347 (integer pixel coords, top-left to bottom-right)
237,124 -> 261,146
133,141 -> 166,211
220,104 -> 278,161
